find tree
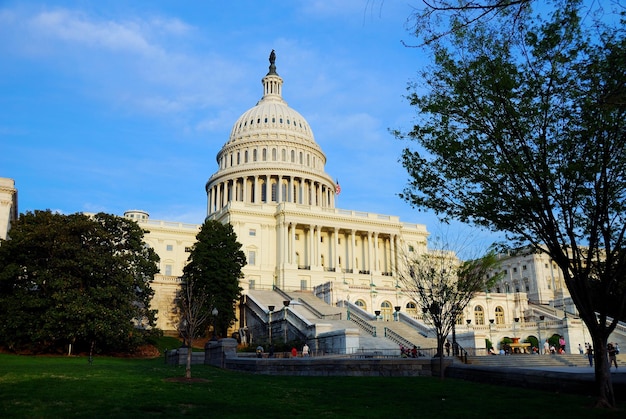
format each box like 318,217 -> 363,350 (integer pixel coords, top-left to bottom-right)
398,243 -> 501,378
181,220 -> 245,339
407,0 -> 533,46
396,1 -> 626,407
176,276 -> 210,379
0,210 -> 160,354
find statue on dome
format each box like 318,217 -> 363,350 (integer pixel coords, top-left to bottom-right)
269,49 -> 276,65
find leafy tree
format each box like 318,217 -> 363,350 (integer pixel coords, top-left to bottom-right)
398,244 -> 501,378
396,0 -> 625,407
0,210 -> 160,354
181,220 -> 245,338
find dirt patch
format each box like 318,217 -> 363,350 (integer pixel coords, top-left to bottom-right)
164,377 -> 211,383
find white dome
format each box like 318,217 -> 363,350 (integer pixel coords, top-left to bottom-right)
206,51 -> 338,216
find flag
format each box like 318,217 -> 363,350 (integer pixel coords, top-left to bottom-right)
335,180 -> 341,195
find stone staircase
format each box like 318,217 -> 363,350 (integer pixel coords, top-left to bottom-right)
248,289 -> 431,353
465,353 -> 592,368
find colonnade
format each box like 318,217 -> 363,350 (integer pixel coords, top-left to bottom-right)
207,174 -> 335,215
275,222 -> 400,276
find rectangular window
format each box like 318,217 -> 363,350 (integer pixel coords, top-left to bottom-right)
522,265 -> 527,270
513,267 -> 517,273
249,229 -> 256,236
248,250 -> 256,266
249,279 -> 256,290
165,265 -> 172,276
166,244 -> 173,251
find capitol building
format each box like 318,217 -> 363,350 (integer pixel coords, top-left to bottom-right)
3,52 -> 623,354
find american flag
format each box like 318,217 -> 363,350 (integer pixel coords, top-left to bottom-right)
335,180 -> 341,195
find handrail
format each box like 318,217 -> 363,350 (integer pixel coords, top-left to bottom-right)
384,327 -> 418,349
349,311 -> 377,337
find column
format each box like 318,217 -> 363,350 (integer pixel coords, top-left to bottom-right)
309,224 -> 315,267
254,175 -> 260,203
334,227 -> 340,271
373,232 -> 379,273
390,235 -> 396,276
351,230 -> 356,273
243,176 -> 248,204
367,231 -> 373,273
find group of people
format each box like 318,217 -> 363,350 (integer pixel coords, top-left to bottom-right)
584,342 -> 619,368
400,345 -> 423,358
255,343 -> 310,358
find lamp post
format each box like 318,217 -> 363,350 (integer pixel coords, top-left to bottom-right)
451,304 -> 458,356
489,318 -> 494,349
211,307 -> 218,340
374,310 -> 381,321
268,305 -> 275,345
538,315 -> 544,353
394,306 -> 401,322
283,300 -> 290,343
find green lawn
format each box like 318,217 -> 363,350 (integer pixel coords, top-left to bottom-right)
0,353 -> 623,418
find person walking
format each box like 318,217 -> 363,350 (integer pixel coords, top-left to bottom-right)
291,346 -> 298,357
543,340 -> 550,355
256,345 -> 264,358
608,343 -> 618,369
578,343 -> 584,355
586,346 -> 594,367
302,343 -> 310,357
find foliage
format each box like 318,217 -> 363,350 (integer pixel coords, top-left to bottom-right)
180,220 -> 245,338
397,0 -> 625,406
0,210 -> 160,354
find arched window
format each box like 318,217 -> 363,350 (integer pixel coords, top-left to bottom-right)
474,306 -> 485,325
405,301 -> 418,316
381,301 -> 393,321
253,149 -> 257,162
237,152 -> 240,165
281,149 -> 286,161
272,148 -> 277,161
262,148 -> 267,161
291,150 -> 295,162
355,300 -> 367,310
495,306 -> 505,324
245,150 -> 249,163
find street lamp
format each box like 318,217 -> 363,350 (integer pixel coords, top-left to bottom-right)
211,307 -> 219,340
268,305 -> 275,344
283,300 -> 290,343
394,306 -> 401,322
489,319 -> 494,349
374,310 -> 381,320
538,315 -> 544,353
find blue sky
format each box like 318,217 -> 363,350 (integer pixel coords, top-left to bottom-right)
0,0 -> 500,252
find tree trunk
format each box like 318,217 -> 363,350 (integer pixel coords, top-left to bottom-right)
185,338 -> 193,380
592,338 -> 615,408
437,335 -> 445,379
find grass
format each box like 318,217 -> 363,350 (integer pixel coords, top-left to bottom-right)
0,352 -> 624,418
